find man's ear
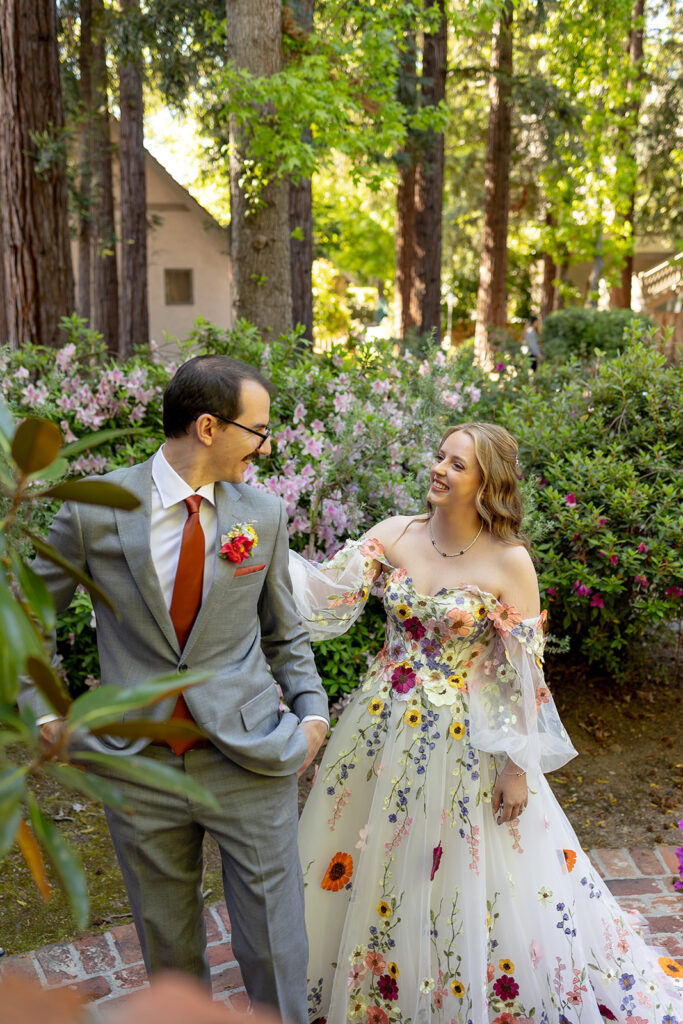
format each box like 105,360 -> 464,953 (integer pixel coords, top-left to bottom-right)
194,413 -> 219,446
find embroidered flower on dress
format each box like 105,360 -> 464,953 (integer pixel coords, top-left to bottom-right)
450,979 -> 465,998
391,662 -> 417,694
368,698 -> 384,715
449,721 -> 466,739
658,956 -> 683,978
431,842 -> 443,880
419,978 -> 435,994
377,974 -> 399,1000
487,602 -> 523,633
492,974 -> 519,999
387,962 -> 399,978
537,885 -> 553,904
360,537 -> 384,559
446,607 -> 475,635
376,900 -> 392,919
405,708 -> 422,727
563,848 -> 577,872
366,1006 -> 389,1024
498,958 -> 514,973
364,951 -> 386,976
321,851 -> 353,891
219,523 -> 258,563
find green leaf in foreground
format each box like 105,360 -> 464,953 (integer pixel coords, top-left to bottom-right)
41,763 -> 132,813
25,657 -> 71,717
68,671 -> 208,730
27,793 -> 89,929
42,479 -> 141,510
9,550 -> 56,630
0,794 -> 22,858
23,531 -> 117,613
71,751 -> 220,811
11,417 -> 62,475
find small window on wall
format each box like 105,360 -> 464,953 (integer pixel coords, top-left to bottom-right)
164,269 -> 193,305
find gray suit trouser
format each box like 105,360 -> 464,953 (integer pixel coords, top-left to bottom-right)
102,743 -> 308,1024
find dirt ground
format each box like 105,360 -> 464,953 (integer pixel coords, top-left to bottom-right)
1,652 -> 681,957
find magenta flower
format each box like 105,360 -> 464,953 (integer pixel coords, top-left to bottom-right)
404,616 -> 426,642
598,1007 -> 617,1021
391,664 -> 417,694
495,362 -> 505,372
546,587 -> 556,596
610,554 -> 618,566
597,517 -> 607,526
493,975 -> 520,999
590,594 -> 604,608
637,542 -> 649,554
573,581 -> 592,597
565,493 -> 577,507
431,842 -> 443,880
634,574 -> 648,588
666,586 -> 683,599
539,477 -> 548,486
378,974 -> 399,1001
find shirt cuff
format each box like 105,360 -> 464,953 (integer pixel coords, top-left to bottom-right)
36,713 -> 63,726
300,714 -> 329,727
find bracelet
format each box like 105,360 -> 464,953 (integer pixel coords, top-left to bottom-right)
501,769 -> 526,777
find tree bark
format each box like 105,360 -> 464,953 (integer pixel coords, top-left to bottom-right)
285,0 -> 314,344
118,0 -> 149,357
0,0 -> 74,348
394,31 -> 418,338
540,212 -> 556,320
412,0 -> 447,341
614,0 -> 645,310
474,0 -> 514,366
227,0 -> 292,339
77,0 -> 93,323
91,0 -> 119,356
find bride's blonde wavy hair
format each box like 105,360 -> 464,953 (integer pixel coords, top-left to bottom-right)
432,422 -> 528,549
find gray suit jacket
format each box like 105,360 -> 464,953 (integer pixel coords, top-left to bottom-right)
19,458 -> 328,776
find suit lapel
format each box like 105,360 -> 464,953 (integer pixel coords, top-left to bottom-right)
114,461 -> 180,656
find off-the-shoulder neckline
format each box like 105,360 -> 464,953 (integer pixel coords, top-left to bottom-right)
363,536 -> 543,624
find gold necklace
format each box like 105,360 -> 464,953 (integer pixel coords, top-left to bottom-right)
428,517 -> 483,558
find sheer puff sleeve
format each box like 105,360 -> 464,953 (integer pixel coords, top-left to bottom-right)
288,536 -> 387,641
467,607 -> 578,776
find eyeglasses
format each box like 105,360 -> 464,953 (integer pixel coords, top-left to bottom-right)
206,413 -> 271,450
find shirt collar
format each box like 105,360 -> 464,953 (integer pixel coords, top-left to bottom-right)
152,446 -> 216,509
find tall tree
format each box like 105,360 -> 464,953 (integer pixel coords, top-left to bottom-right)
77,0 -> 93,323
394,32 -> 418,338
118,0 -> 149,356
226,0 -> 292,338
90,0 -> 119,356
285,0 -> 315,343
412,0 -> 447,341
474,0 -> 514,366
0,0 -> 74,348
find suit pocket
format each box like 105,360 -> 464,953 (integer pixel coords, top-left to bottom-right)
234,563 -> 266,578
240,684 -> 280,731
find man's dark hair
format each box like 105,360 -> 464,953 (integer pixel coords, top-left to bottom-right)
162,355 -> 273,438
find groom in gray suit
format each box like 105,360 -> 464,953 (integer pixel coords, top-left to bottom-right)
23,355 -> 329,1023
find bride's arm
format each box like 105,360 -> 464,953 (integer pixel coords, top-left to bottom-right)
491,545 -> 541,823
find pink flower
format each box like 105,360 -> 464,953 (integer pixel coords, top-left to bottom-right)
487,603 -> 523,633
610,554 -> 618,566
634,574 -> 648,588
590,593 -> 604,608
446,607 -> 475,635
366,1006 -> 389,1024
364,951 -> 386,976
495,362 -> 505,372
220,534 -> 256,563
637,542 -> 649,554
487,962 -> 495,983
573,581 -> 592,597
392,568 -> 408,583
360,537 -> 384,559
546,587 -> 556,596
597,516 -> 607,526
529,940 -> 542,969
565,493 -> 577,507
567,990 -> 582,1005
667,586 -> 683,599
347,962 -> 368,989
492,1015 -> 516,1024
292,402 -> 306,424
431,842 -> 443,880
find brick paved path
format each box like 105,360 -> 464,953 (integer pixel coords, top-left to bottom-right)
1,847 -> 680,1013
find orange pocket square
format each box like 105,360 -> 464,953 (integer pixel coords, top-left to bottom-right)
234,563 -> 266,577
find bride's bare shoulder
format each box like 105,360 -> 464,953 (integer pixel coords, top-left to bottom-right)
368,515 -> 425,549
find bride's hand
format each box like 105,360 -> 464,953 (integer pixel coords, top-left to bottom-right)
492,765 -> 528,824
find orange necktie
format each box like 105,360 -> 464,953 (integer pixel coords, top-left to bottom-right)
167,494 -> 204,756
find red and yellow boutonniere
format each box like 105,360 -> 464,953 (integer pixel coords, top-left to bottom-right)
219,523 -> 258,564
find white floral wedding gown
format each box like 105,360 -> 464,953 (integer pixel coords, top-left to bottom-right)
289,538 -> 683,1024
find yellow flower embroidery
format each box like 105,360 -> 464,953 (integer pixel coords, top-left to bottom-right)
450,979 -> 465,998
387,962 -> 399,978
447,674 -> 466,690
396,604 -> 410,620
405,709 -> 422,727
368,698 -> 384,715
499,958 -> 514,974
449,721 -> 466,739
376,900 -> 392,918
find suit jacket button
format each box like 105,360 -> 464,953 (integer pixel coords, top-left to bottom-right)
178,663 -> 188,672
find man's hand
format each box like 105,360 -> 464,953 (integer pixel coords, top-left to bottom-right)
297,719 -> 328,777
39,718 -> 66,748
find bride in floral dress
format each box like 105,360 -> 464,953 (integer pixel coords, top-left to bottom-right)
289,423 -> 682,1024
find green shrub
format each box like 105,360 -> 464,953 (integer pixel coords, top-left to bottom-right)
500,340 -> 682,677
541,307 -> 655,362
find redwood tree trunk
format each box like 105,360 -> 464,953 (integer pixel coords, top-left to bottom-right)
78,0 -> 93,323
227,0 -> 292,339
286,0 -> 314,344
540,211 -> 556,320
0,0 -> 74,348
394,31 -> 418,338
91,0 -> 119,356
413,0 -> 447,340
474,0 -> 514,366
118,0 -> 149,356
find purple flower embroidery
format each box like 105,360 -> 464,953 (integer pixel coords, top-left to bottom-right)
618,973 -> 635,991
492,975 -> 519,999
404,616 -> 426,641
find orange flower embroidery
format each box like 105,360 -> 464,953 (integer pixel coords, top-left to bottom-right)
446,607 -> 475,635
658,956 -> 683,978
563,849 -> 577,872
487,603 -> 523,633
321,851 -> 353,891
360,537 -> 384,559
